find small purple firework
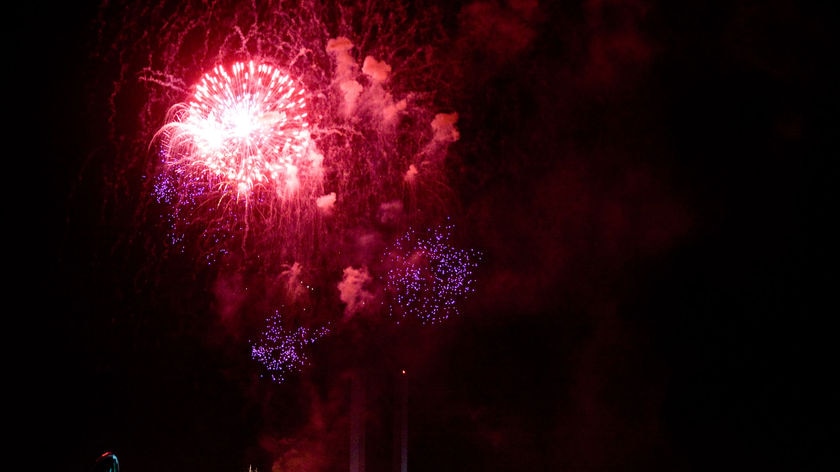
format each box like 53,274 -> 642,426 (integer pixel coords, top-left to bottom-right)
383,222 -> 482,325
250,310 -> 331,383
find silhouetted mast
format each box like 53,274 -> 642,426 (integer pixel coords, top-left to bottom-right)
396,369 -> 408,472
350,370 -> 365,472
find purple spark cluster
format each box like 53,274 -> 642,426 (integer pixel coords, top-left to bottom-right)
383,222 -> 483,325
250,311 -> 331,384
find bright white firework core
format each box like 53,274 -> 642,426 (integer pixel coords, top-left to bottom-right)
156,61 -> 315,198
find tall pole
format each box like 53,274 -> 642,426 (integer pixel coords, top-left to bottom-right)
350,370 -> 366,472
397,369 -> 408,472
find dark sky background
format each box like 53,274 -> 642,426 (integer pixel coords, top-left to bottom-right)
27,1 -> 831,471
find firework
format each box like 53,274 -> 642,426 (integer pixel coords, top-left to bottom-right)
149,60 -> 327,266
152,61 -> 320,200
250,310 -> 331,384
383,222 -> 483,325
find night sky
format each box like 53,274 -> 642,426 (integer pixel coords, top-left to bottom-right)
30,1 -> 830,471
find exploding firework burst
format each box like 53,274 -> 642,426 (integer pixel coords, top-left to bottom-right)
383,222 -> 483,325
150,59 -> 327,265
250,310 -> 331,384
152,61 -> 320,201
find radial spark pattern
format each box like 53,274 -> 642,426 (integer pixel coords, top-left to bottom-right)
153,61 -> 319,199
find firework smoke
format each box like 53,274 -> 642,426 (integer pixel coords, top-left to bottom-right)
90,7 -> 484,467
61,0 -> 812,469
56,0 -> 730,470
93,0 -> 464,270
92,0 -> 476,322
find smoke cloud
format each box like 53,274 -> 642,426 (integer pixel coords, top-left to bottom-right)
337,266 -> 377,320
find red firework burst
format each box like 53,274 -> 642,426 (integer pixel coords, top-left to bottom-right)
153,60 -> 322,200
